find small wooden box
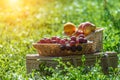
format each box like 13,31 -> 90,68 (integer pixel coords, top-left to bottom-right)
26,52 -> 118,74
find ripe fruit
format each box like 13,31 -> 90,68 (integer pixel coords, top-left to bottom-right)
78,22 -> 96,36
76,45 -> 82,51
51,36 -> 57,40
78,34 -> 85,38
56,37 -> 61,43
70,40 -> 76,46
63,38 -> 68,42
51,40 -> 57,43
60,39 -> 66,45
64,22 -> 76,36
78,37 -> 88,43
70,36 -> 76,41
78,37 -> 85,43
76,39 -> 80,44
45,38 -> 51,43
37,39 -> 45,43
70,45 -> 76,52
83,38 -> 87,43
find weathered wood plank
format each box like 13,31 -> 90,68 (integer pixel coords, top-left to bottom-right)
26,52 -> 117,59
26,52 -> 118,74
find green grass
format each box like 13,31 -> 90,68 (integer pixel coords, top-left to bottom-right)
0,0 -> 120,79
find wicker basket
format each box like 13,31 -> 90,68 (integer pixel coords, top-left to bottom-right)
33,42 -> 94,57
85,28 -> 104,52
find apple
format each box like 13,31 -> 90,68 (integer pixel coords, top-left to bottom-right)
78,23 -> 84,31
64,22 -> 77,36
82,22 -> 96,32
78,22 -> 96,36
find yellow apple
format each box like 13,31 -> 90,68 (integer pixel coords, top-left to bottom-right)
64,22 -> 76,36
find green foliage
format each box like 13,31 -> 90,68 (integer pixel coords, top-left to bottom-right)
33,57 -> 119,80
0,0 -> 120,80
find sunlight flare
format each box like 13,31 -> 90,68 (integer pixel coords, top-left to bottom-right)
9,0 -> 19,5
8,0 -> 20,8
9,0 -> 18,3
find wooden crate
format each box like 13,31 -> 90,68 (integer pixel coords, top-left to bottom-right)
26,52 -> 118,74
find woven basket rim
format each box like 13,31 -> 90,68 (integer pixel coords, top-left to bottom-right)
33,43 -> 61,46
33,41 -> 93,46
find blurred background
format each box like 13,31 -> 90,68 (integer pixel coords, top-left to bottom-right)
0,0 -> 120,79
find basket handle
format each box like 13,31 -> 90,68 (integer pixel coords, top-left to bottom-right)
85,28 -> 104,39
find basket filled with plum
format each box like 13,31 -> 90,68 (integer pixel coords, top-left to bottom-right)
33,36 -> 94,57
33,22 -> 103,56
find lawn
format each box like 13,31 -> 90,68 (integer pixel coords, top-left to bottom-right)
0,0 -> 120,79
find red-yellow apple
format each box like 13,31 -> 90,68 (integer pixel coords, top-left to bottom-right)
78,22 -> 96,36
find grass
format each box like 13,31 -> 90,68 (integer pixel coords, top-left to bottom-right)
0,0 -> 120,79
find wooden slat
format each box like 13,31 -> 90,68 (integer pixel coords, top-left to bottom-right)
26,52 -> 118,74
26,52 -> 117,60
